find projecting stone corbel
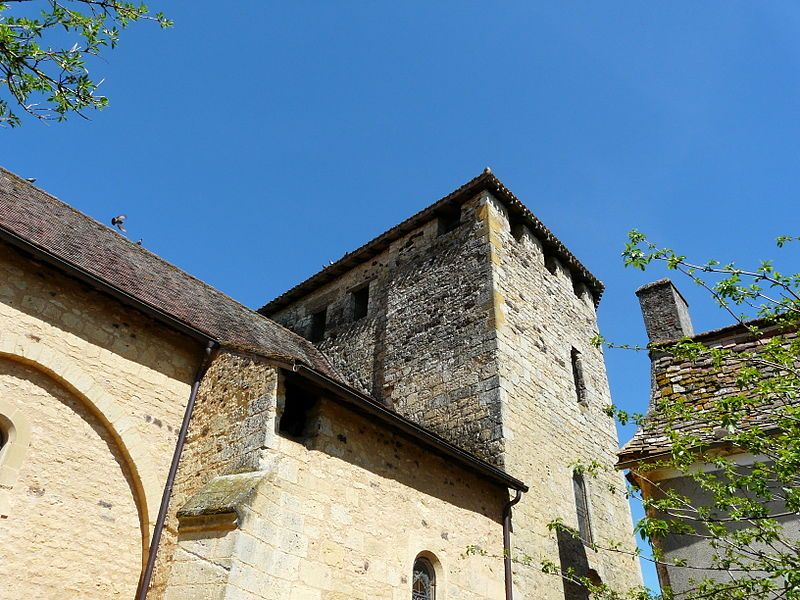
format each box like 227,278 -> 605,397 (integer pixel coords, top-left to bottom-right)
176,471 -> 265,533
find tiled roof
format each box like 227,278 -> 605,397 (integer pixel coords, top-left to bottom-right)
0,166 -> 529,491
0,167 -> 341,379
260,169 -> 604,314
618,323 -> 797,466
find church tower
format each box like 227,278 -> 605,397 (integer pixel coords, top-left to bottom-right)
261,170 -> 641,598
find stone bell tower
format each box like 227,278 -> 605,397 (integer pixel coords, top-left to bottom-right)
261,171 -> 642,597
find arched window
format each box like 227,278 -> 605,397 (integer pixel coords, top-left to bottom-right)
412,556 -> 436,600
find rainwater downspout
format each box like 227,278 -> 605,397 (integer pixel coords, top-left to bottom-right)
136,340 -> 218,600
503,489 -> 523,600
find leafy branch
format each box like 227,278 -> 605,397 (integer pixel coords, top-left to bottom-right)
0,0 -> 171,126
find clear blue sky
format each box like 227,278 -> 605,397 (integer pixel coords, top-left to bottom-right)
5,2 -> 800,591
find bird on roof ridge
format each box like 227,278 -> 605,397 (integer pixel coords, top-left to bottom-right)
111,214 -> 127,233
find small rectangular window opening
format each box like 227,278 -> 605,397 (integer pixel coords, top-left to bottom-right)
352,286 -> 369,320
436,205 -> 461,236
571,348 -> 588,405
279,383 -> 319,440
309,307 -> 327,342
510,221 -> 526,242
573,472 -> 593,545
572,278 -> 584,299
544,253 -> 558,275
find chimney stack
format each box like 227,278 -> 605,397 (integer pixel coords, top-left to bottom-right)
635,279 -> 694,344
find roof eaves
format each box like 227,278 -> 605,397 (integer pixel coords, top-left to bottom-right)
0,225 -> 217,345
291,362 -> 529,492
260,171 -> 604,314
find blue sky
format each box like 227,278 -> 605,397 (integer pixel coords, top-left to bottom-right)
5,1 -> 800,591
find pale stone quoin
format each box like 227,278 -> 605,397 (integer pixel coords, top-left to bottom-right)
0,167 -> 641,599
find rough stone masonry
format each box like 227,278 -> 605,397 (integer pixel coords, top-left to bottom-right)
263,176 -> 642,598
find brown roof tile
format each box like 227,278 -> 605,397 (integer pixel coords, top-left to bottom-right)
618,324 -> 797,467
0,167 -> 341,379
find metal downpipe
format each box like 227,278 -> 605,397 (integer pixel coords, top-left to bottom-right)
136,340 -> 217,599
503,489 -> 523,600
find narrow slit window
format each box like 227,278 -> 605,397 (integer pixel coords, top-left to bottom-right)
352,286 -> 369,320
309,307 -> 327,342
573,472 -> 593,545
412,557 -> 436,600
571,347 -> 587,405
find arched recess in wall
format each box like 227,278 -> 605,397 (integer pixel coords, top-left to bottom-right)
0,397 -> 32,518
0,344 -> 154,569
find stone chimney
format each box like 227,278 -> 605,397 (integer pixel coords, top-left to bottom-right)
635,279 -> 694,343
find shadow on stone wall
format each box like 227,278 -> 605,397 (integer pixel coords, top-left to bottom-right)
3,244 -> 200,384
557,529 -> 590,600
286,374 -> 506,522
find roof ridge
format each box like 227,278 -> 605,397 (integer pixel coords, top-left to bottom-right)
260,169 -> 604,314
0,168 -> 259,313
0,166 -> 343,379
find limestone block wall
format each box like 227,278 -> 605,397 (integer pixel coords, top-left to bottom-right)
267,195 -> 504,464
483,196 -> 642,596
267,190 -> 643,595
0,360 -> 141,597
156,352 -> 510,600
0,242 -> 200,598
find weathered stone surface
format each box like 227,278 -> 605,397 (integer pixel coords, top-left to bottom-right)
0,241 -> 200,598
620,322 -> 798,463
265,190 -> 643,596
268,195 -> 504,465
636,279 -> 694,344
623,309 -> 800,595
155,353 -> 509,599
486,194 -> 642,596
178,472 -> 264,520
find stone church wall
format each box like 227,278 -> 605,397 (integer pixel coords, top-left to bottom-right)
155,351 -> 510,600
483,196 -> 642,596
267,190 -> 643,597
0,242 -> 200,598
268,194 -> 504,465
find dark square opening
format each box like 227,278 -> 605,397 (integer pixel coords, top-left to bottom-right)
572,279 -> 584,299
352,286 -> 369,320
436,205 -> 461,236
544,253 -> 558,275
309,307 -> 327,342
279,382 -> 319,440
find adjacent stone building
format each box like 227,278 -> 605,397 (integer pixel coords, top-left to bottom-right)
0,167 -> 641,599
619,279 -> 800,595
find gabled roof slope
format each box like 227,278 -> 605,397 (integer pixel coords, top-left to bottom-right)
0,166 -> 528,492
260,169 -> 604,314
0,167 -> 339,379
618,322 -> 797,467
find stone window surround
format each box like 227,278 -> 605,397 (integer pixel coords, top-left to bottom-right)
0,398 -> 32,519
412,551 -> 440,600
349,283 -> 371,321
